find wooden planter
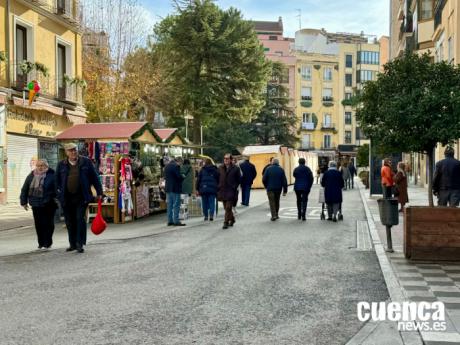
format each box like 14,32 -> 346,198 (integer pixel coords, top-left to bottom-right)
404,207 -> 460,260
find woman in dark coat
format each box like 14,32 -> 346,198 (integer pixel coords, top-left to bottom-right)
196,159 -> 220,221
321,161 -> 344,222
394,162 -> 409,212
20,159 -> 57,249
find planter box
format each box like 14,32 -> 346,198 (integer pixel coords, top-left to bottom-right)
404,207 -> 460,260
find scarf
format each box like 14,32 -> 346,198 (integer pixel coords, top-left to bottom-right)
29,169 -> 48,198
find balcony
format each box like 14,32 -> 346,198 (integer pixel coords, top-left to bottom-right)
25,0 -> 80,27
301,95 -> 312,101
399,14 -> 414,41
301,122 -> 315,130
321,142 -> 336,150
300,100 -> 312,108
322,96 -> 334,107
300,143 -> 315,150
321,122 -> 336,130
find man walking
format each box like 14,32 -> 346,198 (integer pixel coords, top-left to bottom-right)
348,161 -> 357,189
293,158 -> 314,221
165,157 -> 186,226
218,154 -> 241,229
321,161 -> 344,222
239,156 -> 257,206
262,157 -> 274,176
56,143 -> 103,253
433,146 -> 460,207
263,158 -> 288,221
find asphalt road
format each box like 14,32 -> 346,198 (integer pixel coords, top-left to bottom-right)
0,186 -> 389,345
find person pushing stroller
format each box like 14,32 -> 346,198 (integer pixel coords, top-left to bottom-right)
321,161 -> 344,222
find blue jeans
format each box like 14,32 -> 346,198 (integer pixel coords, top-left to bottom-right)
201,194 -> 216,218
241,184 -> 252,206
167,192 -> 181,224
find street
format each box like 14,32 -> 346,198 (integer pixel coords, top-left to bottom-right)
0,186 -> 389,345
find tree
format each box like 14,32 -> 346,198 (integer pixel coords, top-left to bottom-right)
249,61 -> 298,147
356,144 -> 369,168
151,0 -> 269,143
356,53 -> 460,206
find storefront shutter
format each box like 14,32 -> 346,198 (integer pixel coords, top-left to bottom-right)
6,134 -> 38,203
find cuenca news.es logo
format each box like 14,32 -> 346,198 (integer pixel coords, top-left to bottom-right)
357,301 -> 447,332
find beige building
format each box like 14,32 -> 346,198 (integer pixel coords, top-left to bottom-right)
294,29 -> 383,158
0,0 -> 86,204
390,0 -> 460,186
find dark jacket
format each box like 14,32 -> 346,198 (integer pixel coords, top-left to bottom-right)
56,156 -> 103,206
348,164 -> 357,177
197,165 -> 220,195
293,165 -> 314,193
263,164 -> 288,193
321,168 -> 344,204
181,164 -> 193,195
164,161 -> 183,194
433,157 -> 460,192
240,160 -> 257,186
218,164 -> 241,201
20,169 -> 56,208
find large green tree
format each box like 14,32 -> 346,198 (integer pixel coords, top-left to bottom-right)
250,62 -> 298,147
151,0 -> 269,143
356,53 -> 460,206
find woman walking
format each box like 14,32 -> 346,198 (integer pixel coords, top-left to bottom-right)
20,159 -> 57,249
381,158 -> 394,199
196,159 -> 220,221
321,161 -> 344,222
394,162 -> 409,212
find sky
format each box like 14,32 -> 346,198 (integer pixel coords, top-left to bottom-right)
140,0 -> 390,39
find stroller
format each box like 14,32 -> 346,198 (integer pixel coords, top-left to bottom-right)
318,187 -> 343,221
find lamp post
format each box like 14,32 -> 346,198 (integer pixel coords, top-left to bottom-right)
184,111 -> 193,141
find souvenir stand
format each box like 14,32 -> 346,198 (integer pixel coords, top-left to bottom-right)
55,122 -> 164,224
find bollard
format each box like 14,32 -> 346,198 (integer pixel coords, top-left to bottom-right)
377,198 -> 399,253
385,225 -> 394,253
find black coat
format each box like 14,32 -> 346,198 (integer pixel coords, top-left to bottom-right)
164,161 -> 183,194
197,165 -> 220,195
240,160 -> 257,186
56,156 -> 103,206
348,164 -> 357,177
263,164 -> 288,193
20,169 -> 56,207
293,165 -> 314,192
433,157 -> 460,192
218,164 -> 241,201
321,169 -> 344,204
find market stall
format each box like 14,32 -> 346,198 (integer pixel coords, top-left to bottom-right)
56,122 -> 166,224
242,145 -> 284,189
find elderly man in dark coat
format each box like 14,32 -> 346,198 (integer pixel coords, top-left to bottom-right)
239,156 -> 257,206
321,161 -> 344,222
433,146 -> 460,207
263,158 -> 288,221
293,158 -> 314,221
218,153 -> 241,229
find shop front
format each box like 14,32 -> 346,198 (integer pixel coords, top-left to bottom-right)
4,104 -> 74,203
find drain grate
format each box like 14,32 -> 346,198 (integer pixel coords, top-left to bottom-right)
356,220 -> 373,251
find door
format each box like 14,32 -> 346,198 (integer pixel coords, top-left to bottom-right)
57,44 -> 66,99
6,134 -> 38,203
15,25 -> 28,89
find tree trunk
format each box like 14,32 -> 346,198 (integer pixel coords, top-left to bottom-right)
427,147 -> 435,207
192,115 -> 201,145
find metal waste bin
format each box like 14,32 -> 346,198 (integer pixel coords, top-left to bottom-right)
377,198 -> 399,226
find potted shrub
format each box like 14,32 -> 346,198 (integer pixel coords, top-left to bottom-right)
34,62 -> 50,77
357,53 -> 460,260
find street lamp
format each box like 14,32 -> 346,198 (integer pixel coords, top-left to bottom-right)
184,111 -> 194,141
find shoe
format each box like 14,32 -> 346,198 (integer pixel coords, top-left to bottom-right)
229,221 -> 234,227
271,217 -> 276,221
275,216 -> 279,220
174,223 -> 186,226
333,216 -> 337,222
210,217 -> 214,221
167,222 -> 174,226
76,247 -> 84,253
204,217 -> 208,221
37,246 -> 43,249
297,213 -> 301,220
66,247 -> 76,252
223,223 -> 229,229
302,216 -> 306,221
327,218 -> 332,221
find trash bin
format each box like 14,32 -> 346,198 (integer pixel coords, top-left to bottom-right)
377,198 -> 399,226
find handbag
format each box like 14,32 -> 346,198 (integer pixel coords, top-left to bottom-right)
91,199 -> 107,235
393,185 -> 400,197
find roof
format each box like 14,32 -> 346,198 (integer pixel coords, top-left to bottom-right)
242,145 -> 281,155
154,128 -> 178,142
56,122 -> 149,140
252,17 -> 283,34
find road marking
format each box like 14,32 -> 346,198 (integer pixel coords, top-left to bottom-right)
267,207 -> 324,220
356,220 -> 373,251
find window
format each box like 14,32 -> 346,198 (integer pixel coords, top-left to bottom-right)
269,35 -> 278,41
323,135 -> 331,149
15,24 -> 28,89
302,134 -> 312,149
323,88 -> 332,101
419,0 -> 433,20
301,87 -> 311,100
357,51 -> 380,65
280,68 -> 289,83
357,70 -> 376,83
346,54 -> 353,68
345,92 -> 352,100
323,67 -> 332,81
301,65 -> 312,80
448,37 -> 454,63
345,74 -> 352,87
57,44 -> 66,98
323,113 -> 332,126
435,32 -> 444,62
302,112 -> 312,123
345,112 -> 352,125
345,131 -> 352,144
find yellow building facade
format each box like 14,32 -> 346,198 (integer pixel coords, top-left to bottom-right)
0,0 -> 86,204
294,29 -> 382,158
